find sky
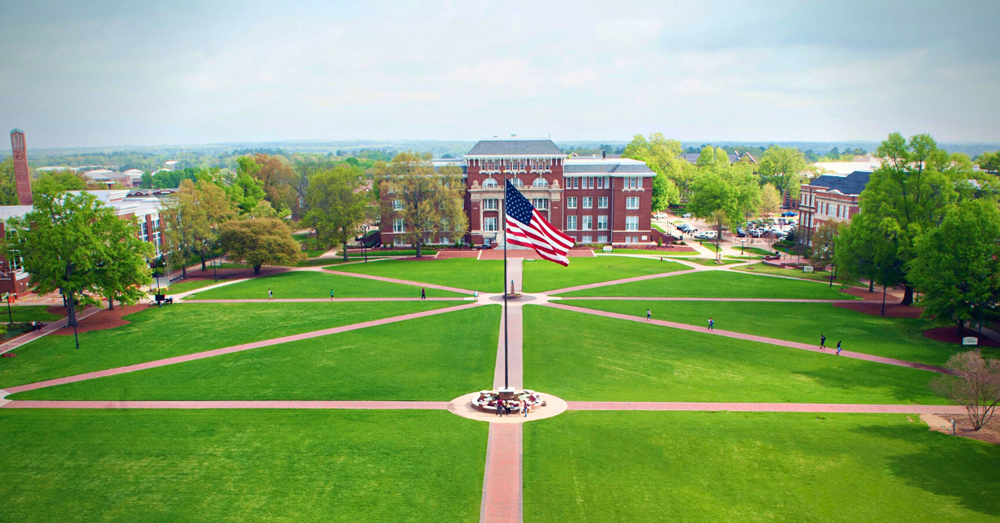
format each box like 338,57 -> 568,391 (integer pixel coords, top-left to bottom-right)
1,0 -> 999,149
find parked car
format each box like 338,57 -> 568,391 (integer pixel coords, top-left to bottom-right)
736,227 -> 746,237
682,213 -> 693,219
693,231 -> 716,240
677,223 -> 693,233
749,229 -> 763,238
781,211 -> 797,217
653,212 -> 668,220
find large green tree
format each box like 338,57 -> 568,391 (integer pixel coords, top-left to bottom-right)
758,145 -> 808,204
163,179 -> 235,277
0,158 -> 19,205
33,170 -> 87,197
218,218 -> 303,274
4,193 -> 150,327
909,199 -> 1000,336
375,152 -> 467,257
304,164 -> 370,261
688,162 -> 760,260
95,214 -> 154,310
622,133 -> 684,209
850,132 -> 971,305
977,150 -> 1000,175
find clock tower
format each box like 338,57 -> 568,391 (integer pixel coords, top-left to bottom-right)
10,129 -> 32,205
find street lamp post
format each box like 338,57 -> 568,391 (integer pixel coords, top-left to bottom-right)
362,224 -> 369,263
213,258 -> 218,282
5,293 -> 11,324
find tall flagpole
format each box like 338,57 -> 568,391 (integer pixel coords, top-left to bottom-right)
502,162 -> 509,390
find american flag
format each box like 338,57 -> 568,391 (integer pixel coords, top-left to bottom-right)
505,179 -> 575,266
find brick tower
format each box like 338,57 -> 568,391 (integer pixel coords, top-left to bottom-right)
10,129 -> 32,205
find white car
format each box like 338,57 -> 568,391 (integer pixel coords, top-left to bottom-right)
653,212 -> 668,220
682,213 -> 693,219
693,231 -> 717,240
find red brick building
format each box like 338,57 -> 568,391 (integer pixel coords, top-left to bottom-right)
797,170 -> 871,245
380,138 -> 656,247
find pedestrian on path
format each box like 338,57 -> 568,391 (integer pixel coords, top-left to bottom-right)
522,399 -> 528,417
820,334 -> 826,350
495,401 -> 502,417
836,341 -> 842,355
474,290 -> 478,301
421,288 -> 426,300
647,309 -> 652,321
268,289 -> 273,299
330,289 -> 334,301
708,317 -> 714,330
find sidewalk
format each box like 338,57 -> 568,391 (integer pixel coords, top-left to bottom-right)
0,306 -> 102,355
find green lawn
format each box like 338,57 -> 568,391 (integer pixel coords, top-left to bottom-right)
698,241 -> 721,252
0,301 -> 454,389
6,305 -> 63,322
554,270 -> 854,299
15,306 -> 499,401
673,257 -> 744,266
560,300 -> 970,366
523,257 -> 688,292
735,261 -> 855,284
0,409 -> 486,523
522,306 -> 944,404
163,278 -> 227,294
525,411 -> 1000,522
334,258 -> 504,292
743,246 -> 776,256
190,271 -> 466,299
598,250 -> 697,256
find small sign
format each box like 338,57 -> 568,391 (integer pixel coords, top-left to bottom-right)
963,337 -> 979,346
803,266 -> 814,273
603,246 -> 613,253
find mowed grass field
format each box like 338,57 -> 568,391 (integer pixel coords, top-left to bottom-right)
522,305 -> 945,404
333,258 -> 504,292
0,409 -> 486,523
14,306 -> 499,402
554,270 -> 853,299
559,300 -> 965,366
522,257 -> 688,292
189,270 -> 466,299
524,411 -> 1000,522
0,301 -> 454,389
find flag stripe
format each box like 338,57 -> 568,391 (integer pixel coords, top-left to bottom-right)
504,180 -> 575,266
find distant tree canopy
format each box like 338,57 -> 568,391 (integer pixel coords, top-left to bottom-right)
0,158 -> 19,205
33,170 -> 87,197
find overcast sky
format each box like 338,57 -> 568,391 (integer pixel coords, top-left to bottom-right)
1,0 -> 998,148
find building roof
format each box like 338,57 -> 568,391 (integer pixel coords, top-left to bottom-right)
564,158 -> 655,176
0,205 -> 34,222
807,171 -> 872,196
466,139 -> 564,157
812,159 -> 882,175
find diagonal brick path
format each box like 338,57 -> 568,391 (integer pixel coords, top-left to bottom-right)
555,297 -> 856,303
479,423 -> 523,523
322,269 -> 474,295
183,297 -> 469,303
4,302 -> 486,395
546,269 -> 692,296
542,302 -> 949,374
2,400 -> 448,409
567,402 -> 967,414
0,306 -> 103,355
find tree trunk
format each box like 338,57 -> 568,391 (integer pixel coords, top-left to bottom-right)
343,228 -> 349,261
181,261 -> 187,279
957,319 -> 965,338
67,293 -> 77,328
415,240 -> 422,259
254,264 -> 262,275
108,296 -> 114,311
869,279 -> 874,293
901,284 -> 915,306
200,249 -> 207,271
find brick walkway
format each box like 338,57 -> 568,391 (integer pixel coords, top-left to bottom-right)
568,402 -> 968,414
183,297 -> 469,303
3,400 -> 448,409
4,302 -> 485,395
542,302 -> 950,374
479,423 -> 523,523
556,297 -> 856,303
547,269 -> 693,295
321,269 -> 473,295
0,306 -> 102,355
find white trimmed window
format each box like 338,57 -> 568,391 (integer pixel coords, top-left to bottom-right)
626,197 -> 639,209
582,197 -> 593,209
393,218 -> 405,233
482,178 -> 498,188
626,216 -> 639,231
483,198 -> 498,210
597,215 -> 608,230
532,198 -> 549,210
566,216 -> 578,230
598,197 -> 608,209
582,235 -> 592,244
567,197 -> 577,209
533,177 -> 549,187
392,199 -> 403,211
485,217 -> 497,232
510,178 -> 523,188
583,216 -> 593,230
597,235 -> 607,243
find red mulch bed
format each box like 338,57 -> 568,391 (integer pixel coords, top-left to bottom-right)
50,304 -> 149,335
435,250 -> 481,259
833,300 -> 924,318
923,326 -> 1000,347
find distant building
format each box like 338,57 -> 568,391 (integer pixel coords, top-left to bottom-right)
811,157 -> 882,175
379,138 -> 656,247
798,171 -> 872,245
163,160 -> 179,171
681,151 -> 757,165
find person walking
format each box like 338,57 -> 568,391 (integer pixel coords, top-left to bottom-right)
330,289 -> 335,301
495,401 -> 502,417
421,288 -> 426,300
708,317 -> 714,330
522,399 -> 529,417
836,341 -> 842,355
646,309 -> 652,321
268,289 -> 273,300
820,334 -> 826,350
474,290 -> 478,302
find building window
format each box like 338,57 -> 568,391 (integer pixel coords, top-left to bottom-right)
582,235 -> 592,244
583,216 -> 593,230
566,216 -> 577,230
485,217 -> 497,232
394,237 -> 404,246
626,197 -> 639,209
139,221 -> 148,242
597,235 -> 607,244
637,177 -> 643,189
598,197 -> 608,209
626,216 -> 639,231
571,177 -> 579,189
597,215 -> 608,230
582,197 -> 592,209
482,178 -> 498,188
392,199 -> 403,211
533,177 -> 549,187
532,198 -> 549,210
567,197 -> 577,209
510,178 -> 523,188
483,198 -> 498,210
393,218 -> 405,233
